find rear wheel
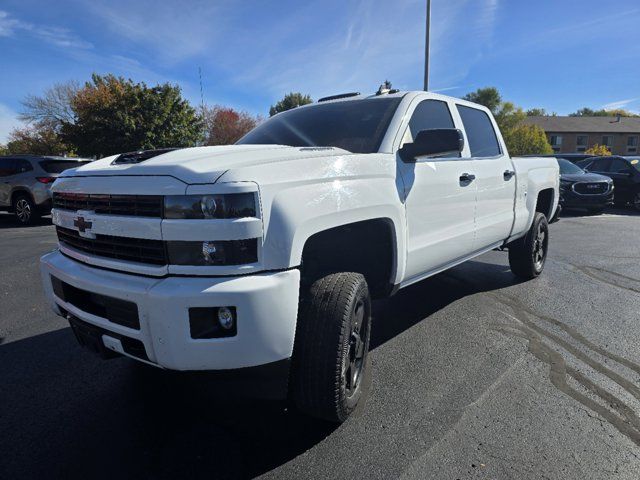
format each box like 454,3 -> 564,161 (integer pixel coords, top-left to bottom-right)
12,194 -> 39,225
291,272 -> 371,422
508,212 -> 549,280
633,191 -> 640,212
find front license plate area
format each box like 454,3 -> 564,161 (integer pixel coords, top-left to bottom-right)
68,315 -> 118,359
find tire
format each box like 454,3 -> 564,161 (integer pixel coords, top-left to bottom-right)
508,212 -> 549,280
634,191 -> 640,212
12,194 -> 39,225
588,207 -> 604,215
291,272 -> 372,423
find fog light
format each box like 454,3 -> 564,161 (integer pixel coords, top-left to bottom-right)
189,307 -> 237,338
217,306 -> 234,330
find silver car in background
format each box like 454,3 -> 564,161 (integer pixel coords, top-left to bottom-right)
0,155 -> 92,225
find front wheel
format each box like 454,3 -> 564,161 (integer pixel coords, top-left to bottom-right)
634,191 -> 640,212
291,272 -> 372,422
508,212 -> 549,280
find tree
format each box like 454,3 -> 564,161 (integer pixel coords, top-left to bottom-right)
494,102 -> 526,134
0,144 -> 8,155
526,108 -> 548,117
570,107 -> 638,117
20,81 -> 79,131
61,74 -> 201,157
269,92 -> 312,116
463,87 -> 502,114
204,106 -> 259,145
464,87 -> 553,155
4,124 -> 73,155
503,124 -> 553,156
585,144 -> 612,156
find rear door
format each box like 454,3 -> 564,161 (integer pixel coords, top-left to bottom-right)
456,105 -> 516,250
398,98 -> 477,283
0,158 -> 17,206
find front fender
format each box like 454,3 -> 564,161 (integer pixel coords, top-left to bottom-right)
260,177 -> 406,285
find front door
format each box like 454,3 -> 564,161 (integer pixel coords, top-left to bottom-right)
398,99 -> 477,283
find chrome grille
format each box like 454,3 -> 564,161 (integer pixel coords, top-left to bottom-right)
53,193 -> 163,218
56,227 -> 167,265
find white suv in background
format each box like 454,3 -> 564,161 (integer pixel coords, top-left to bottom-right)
0,155 -> 91,224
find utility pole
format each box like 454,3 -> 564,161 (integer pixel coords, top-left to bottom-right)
198,67 -> 207,144
424,0 -> 431,91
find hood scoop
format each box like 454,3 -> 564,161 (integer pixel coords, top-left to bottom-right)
112,148 -> 179,165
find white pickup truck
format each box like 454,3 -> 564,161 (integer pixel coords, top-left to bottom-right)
40,90 -> 559,422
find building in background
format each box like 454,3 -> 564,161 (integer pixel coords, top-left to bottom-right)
524,116 -> 640,155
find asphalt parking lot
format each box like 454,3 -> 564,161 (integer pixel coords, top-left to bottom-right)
2,208 -> 640,479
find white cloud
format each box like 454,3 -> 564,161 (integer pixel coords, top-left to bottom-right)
0,10 -> 92,50
83,0 -> 501,99
86,1 -> 225,62
602,98 -> 639,111
0,104 -> 21,144
0,10 -> 20,36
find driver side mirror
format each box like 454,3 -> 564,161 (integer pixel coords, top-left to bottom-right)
399,128 -> 465,162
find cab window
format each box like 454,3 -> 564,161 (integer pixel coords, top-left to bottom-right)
456,105 -> 501,157
408,100 -> 455,138
401,100 -> 457,155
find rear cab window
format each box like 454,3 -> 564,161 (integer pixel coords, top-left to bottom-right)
456,105 -> 501,157
39,160 -> 91,174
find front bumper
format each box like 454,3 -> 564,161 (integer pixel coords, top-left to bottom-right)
40,250 -> 300,373
560,188 -> 614,209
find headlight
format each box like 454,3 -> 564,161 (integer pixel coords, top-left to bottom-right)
167,239 -> 258,265
163,193 -> 256,219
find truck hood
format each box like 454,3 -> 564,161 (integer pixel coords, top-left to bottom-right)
62,145 -> 351,184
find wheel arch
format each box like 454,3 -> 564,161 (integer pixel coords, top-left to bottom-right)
298,217 -> 399,298
10,188 -> 35,209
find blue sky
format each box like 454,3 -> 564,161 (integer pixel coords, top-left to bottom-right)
1,0 -> 640,142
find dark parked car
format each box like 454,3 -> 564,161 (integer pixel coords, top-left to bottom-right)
576,156 -> 640,210
557,158 -> 614,214
0,155 -> 92,224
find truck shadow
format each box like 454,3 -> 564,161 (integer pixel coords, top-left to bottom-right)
0,212 -> 52,228
0,259 -> 521,479
561,206 -> 640,218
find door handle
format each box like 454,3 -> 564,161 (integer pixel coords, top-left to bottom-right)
503,170 -> 515,180
459,173 -> 476,183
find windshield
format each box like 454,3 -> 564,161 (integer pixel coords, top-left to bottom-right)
237,97 -> 402,154
557,158 -> 584,175
40,160 -> 91,173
